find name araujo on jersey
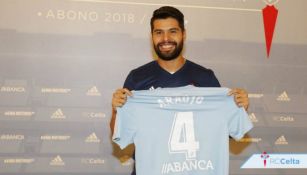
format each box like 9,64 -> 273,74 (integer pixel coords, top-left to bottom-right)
161,159 -> 214,174
157,96 -> 204,108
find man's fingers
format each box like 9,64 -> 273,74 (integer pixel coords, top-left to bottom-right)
117,98 -> 127,104
228,88 -> 249,111
113,100 -> 125,107
234,94 -> 247,100
238,102 -> 247,107
114,92 -> 127,100
113,89 -> 130,98
228,88 -> 246,96
112,88 -> 132,110
123,88 -> 133,96
235,99 -> 246,105
112,98 -> 127,109
228,90 -> 239,96
228,88 -> 239,95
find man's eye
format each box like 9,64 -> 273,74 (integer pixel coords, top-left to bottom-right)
170,30 -> 177,34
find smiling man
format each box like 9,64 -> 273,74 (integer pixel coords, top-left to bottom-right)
111,6 -> 249,175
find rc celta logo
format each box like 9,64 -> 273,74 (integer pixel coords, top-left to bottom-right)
241,152 -> 307,168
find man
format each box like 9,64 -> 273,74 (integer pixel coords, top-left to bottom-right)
111,6 -> 249,175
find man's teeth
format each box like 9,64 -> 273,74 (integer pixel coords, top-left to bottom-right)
161,44 -> 173,49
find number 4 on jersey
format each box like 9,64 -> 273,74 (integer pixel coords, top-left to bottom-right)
168,112 -> 200,160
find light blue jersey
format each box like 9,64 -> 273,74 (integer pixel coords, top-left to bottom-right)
113,86 -> 253,175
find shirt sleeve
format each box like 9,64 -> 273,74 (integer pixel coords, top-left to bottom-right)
112,105 -> 137,149
208,69 -> 221,87
227,99 -> 253,141
123,70 -> 135,90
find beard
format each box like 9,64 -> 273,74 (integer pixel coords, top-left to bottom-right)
153,40 -> 184,61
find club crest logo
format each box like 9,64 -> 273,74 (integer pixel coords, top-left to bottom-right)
260,152 -> 270,167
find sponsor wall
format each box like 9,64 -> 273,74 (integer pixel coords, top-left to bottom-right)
0,0 -> 307,174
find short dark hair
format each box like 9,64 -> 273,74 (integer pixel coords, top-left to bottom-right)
150,6 -> 185,32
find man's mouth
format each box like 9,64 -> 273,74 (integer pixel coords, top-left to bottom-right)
158,42 -> 176,52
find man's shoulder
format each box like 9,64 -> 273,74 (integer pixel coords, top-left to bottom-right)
130,60 -> 158,74
185,59 -> 220,87
124,60 -> 158,90
186,59 -> 214,73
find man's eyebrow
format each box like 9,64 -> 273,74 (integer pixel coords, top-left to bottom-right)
153,28 -> 180,32
169,28 -> 180,31
153,29 -> 163,32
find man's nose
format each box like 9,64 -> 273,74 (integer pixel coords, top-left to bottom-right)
162,32 -> 170,42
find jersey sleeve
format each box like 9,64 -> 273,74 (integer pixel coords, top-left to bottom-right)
112,105 -> 137,149
227,100 -> 253,141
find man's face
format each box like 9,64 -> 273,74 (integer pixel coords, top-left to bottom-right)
152,17 -> 185,61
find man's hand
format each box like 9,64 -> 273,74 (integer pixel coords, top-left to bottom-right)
228,88 -> 249,111
112,88 -> 132,110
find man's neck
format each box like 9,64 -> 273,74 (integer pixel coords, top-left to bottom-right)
157,56 -> 186,73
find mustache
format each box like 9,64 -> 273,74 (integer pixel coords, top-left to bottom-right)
157,41 -> 177,47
